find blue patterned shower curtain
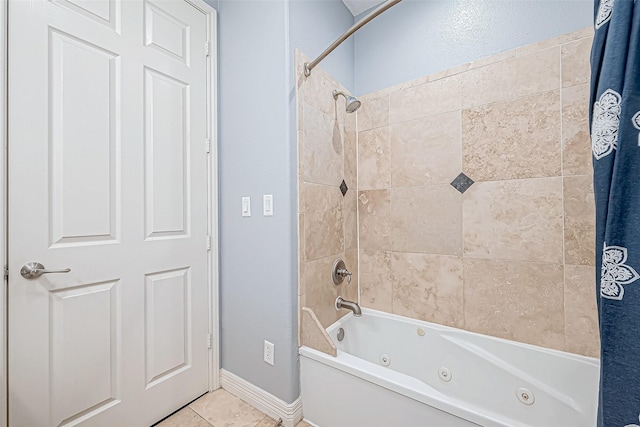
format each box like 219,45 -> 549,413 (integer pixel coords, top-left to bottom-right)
591,1 -> 640,426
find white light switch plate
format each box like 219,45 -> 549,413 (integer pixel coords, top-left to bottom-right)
242,197 -> 251,217
263,194 -> 273,216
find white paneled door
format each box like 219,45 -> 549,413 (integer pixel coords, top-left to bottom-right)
8,0 -> 213,425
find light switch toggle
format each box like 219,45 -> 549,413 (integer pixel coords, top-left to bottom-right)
242,197 -> 251,217
263,195 -> 273,216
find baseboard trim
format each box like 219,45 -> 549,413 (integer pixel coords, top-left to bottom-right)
220,369 -> 303,427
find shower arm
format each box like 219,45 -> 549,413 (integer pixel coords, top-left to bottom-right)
304,0 -> 402,77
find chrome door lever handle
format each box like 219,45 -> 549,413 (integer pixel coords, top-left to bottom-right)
20,262 -> 71,279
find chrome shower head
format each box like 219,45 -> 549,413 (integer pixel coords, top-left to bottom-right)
333,90 -> 361,113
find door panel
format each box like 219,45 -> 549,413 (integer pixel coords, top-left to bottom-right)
144,1 -> 190,65
145,268 -> 191,387
52,0 -> 120,32
49,29 -> 120,246
144,67 -> 190,239
50,280 -> 120,426
8,1 -> 210,425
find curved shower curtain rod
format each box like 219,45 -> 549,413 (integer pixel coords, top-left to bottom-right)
304,0 -> 402,77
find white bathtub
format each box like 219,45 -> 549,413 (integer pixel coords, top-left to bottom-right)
299,308 -> 599,427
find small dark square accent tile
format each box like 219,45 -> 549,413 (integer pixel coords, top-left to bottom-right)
450,173 -> 474,194
340,180 -> 348,197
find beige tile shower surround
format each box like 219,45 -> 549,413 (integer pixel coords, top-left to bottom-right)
357,27 -> 598,357
296,27 -> 599,358
295,51 -> 359,347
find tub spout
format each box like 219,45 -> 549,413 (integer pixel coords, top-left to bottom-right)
336,297 -> 362,317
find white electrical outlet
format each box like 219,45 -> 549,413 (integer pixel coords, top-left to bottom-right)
264,340 -> 274,366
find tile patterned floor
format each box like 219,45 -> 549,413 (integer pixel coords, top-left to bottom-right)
157,389 -> 312,427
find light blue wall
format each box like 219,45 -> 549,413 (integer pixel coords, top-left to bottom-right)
216,0 -> 353,404
354,0 -> 593,95
289,0 -> 355,91
217,0 -> 299,403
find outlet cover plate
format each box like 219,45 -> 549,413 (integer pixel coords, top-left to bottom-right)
264,340 -> 274,366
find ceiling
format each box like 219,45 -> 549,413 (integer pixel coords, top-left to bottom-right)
341,0 -> 385,16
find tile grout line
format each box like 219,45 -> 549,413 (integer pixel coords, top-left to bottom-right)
195,408 -> 215,427
459,106 -> 466,331
358,175 -> 580,193
355,95 -> 362,305
359,248 -> 565,266
386,94 -> 393,315
358,174 -> 587,191
297,78 -> 304,348
185,403 -> 208,426
559,43 -> 568,352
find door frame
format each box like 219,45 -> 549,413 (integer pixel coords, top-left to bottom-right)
0,1 -> 7,425
187,0 -> 221,395
0,1 -> 219,425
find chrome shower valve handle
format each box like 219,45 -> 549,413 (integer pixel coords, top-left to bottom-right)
337,268 -> 352,283
332,259 -> 352,285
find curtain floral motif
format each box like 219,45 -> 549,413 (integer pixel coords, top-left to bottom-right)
592,89 -> 622,159
632,111 -> 640,145
600,244 -> 640,300
596,0 -> 615,29
591,0 -> 640,425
